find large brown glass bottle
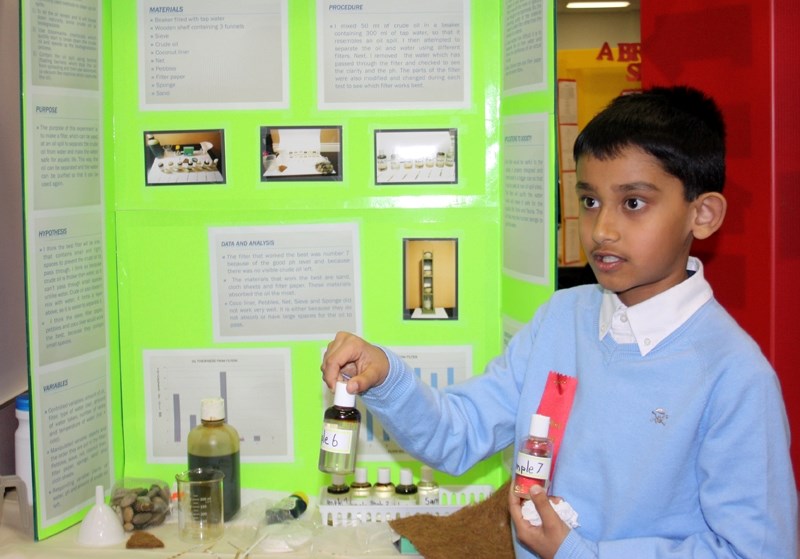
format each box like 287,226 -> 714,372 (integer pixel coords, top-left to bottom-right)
187,397 -> 241,521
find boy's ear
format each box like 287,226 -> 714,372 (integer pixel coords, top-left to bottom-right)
691,192 -> 727,240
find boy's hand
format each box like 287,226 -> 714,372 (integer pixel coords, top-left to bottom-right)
508,483 -> 570,559
321,331 -> 390,394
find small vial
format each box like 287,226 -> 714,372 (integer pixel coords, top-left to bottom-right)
417,465 -> 440,506
146,134 -> 164,158
14,394 -> 33,508
376,150 -> 388,171
325,473 -> 351,505
265,493 -> 308,524
371,467 -> 395,506
394,468 -> 418,504
319,382 -> 361,474
513,414 -> 553,499
350,466 -> 372,503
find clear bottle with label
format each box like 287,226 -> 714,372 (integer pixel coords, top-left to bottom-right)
14,393 -> 33,508
349,466 -> 372,503
371,467 -> 395,506
513,414 -> 553,499
394,468 -> 418,504
417,465 -> 440,505
187,397 -> 241,521
319,382 -> 361,474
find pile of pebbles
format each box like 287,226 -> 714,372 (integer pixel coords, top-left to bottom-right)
110,482 -> 171,531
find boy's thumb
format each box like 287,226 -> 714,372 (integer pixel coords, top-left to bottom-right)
529,485 -> 555,522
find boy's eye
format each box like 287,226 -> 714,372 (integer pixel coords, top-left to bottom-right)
580,196 -> 598,209
624,198 -> 646,210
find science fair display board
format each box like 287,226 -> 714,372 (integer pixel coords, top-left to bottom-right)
19,0 -> 555,539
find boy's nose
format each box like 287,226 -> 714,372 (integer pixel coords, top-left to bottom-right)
591,209 -> 620,244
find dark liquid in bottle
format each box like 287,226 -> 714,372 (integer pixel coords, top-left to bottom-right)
188,451 -> 241,521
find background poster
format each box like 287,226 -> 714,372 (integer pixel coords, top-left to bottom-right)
22,0 -> 113,539
145,349 -> 293,462
209,223 -> 361,341
318,0 -> 471,109
502,113 -> 551,284
503,0 -> 547,94
138,0 -> 288,110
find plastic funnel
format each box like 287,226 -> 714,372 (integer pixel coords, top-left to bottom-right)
77,485 -> 126,547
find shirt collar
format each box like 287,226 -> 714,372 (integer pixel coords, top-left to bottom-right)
598,256 -> 713,356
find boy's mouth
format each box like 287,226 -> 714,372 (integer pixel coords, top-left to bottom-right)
591,252 -> 625,271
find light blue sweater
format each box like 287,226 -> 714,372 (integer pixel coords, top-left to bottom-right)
362,285 -> 798,558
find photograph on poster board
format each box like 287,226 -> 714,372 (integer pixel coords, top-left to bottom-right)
260,126 -> 342,182
403,238 -> 458,320
374,129 -> 457,185
144,129 -> 226,186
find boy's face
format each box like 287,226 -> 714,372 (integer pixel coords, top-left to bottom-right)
575,146 -> 697,307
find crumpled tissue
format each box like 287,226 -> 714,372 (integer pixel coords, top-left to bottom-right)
521,499 -> 580,528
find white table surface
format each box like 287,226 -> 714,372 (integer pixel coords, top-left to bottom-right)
0,489 -> 417,558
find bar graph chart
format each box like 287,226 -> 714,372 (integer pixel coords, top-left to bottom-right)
144,349 -> 293,462
338,346 -> 472,462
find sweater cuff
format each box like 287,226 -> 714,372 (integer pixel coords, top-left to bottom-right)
359,345 -> 415,402
555,530 -> 596,559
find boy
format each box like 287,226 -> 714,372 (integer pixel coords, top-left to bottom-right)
321,87 -> 798,558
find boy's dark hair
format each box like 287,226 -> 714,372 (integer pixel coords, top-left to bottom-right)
572,85 -> 726,200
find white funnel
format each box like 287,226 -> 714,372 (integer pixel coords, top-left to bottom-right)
77,485 -> 126,547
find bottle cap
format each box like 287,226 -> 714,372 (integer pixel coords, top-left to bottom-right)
420,465 -> 434,482
16,393 -> 30,413
200,397 -> 226,421
354,467 -> 368,484
331,473 -> 346,486
377,467 -> 391,484
291,492 -> 308,517
333,381 -> 356,408
399,468 -> 413,486
529,413 -> 550,438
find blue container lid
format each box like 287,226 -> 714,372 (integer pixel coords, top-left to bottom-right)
16,393 -> 30,412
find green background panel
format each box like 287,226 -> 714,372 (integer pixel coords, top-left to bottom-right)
107,0 -> 556,496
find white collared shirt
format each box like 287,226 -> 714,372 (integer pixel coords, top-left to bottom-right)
598,257 -> 713,356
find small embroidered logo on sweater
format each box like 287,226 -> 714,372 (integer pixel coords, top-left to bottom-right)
651,408 -> 669,426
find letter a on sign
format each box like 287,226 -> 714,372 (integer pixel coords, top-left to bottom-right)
596,41 -> 614,61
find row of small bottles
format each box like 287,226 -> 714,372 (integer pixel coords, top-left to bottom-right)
323,465 -> 440,507
188,385 -> 550,526
376,149 -> 455,171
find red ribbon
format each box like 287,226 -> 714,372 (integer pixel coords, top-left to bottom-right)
536,371 -> 578,473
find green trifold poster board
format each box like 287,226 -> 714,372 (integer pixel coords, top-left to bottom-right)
20,0 -> 555,539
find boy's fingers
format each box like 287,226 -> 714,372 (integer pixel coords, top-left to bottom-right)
507,482 -> 524,522
321,332 -> 355,388
530,485 -> 559,527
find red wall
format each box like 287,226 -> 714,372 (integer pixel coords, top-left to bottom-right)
641,0 -> 800,483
